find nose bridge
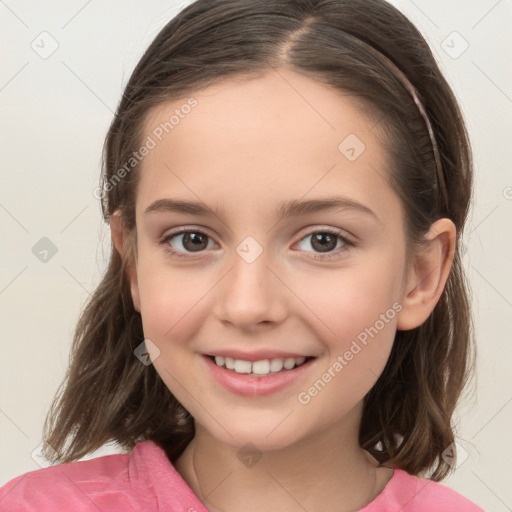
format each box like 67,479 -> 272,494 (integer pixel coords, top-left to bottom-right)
215,235 -> 287,327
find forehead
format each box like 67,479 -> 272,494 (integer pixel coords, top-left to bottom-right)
136,68 -> 398,223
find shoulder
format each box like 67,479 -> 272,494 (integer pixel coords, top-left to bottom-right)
363,468 -> 485,511
0,441 -> 165,511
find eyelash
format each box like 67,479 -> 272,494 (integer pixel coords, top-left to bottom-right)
159,227 -> 355,261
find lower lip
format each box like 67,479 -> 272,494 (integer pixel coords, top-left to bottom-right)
202,355 -> 316,397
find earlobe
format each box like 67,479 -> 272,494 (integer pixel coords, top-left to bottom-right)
396,218 -> 456,331
110,210 -> 141,313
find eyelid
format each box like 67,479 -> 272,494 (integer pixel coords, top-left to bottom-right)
295,224 -> 356,243
159,226 -> 219,250
160,224 -> 356,243
159,224 -> 356,259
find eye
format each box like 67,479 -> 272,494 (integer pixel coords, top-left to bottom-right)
159,227 -> 354,261
160,229 -> 217,258
295,229 -> 354,260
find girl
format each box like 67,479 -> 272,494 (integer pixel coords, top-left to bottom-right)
0,0 -> 484,510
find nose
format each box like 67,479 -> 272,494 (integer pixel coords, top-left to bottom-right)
213,244 -> 288,330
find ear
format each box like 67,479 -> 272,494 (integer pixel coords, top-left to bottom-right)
110,210 -> 141,313
396,218 -> 456,331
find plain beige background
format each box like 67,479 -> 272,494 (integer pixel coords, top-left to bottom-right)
1,1 -> 511,510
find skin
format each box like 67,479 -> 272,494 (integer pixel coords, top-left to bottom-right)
111,67 -> 456,512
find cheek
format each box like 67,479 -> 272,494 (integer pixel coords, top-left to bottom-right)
136,262 -> 208,397
296,257 -> 404,343
136,258 -> 205,346
292,256 -> 402,397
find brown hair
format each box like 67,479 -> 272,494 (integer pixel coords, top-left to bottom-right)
42,0 -> 475,481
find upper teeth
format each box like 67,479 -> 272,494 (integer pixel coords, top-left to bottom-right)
214,356 -> 307,375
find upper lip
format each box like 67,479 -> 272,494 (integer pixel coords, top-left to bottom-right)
204,349 -> 315,362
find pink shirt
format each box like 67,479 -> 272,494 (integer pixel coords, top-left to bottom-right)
0,440 -> 484,511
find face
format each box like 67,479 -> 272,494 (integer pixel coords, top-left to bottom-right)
127,68 -> 411,451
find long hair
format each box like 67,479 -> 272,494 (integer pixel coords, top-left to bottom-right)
42,0 -> 475,481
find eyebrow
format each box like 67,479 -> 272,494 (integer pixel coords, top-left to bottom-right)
144,196 -> 378,221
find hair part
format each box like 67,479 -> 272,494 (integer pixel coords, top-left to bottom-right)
42,0 -> 475,481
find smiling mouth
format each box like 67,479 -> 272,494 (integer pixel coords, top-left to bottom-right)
207,355 -> 316,377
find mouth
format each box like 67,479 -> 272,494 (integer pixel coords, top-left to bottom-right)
206,354 -> 316,378
202,353 -> 319,397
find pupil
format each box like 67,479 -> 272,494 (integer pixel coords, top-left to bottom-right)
312,233 -> 336,253
181,232 -> 337,254
184,233 -> 207,252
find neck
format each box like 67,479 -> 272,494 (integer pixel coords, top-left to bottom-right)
174,403 -> 393,512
